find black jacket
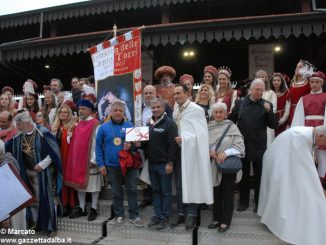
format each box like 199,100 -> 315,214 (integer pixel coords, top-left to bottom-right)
143,113 -> 178,165
228,96 -> 278,161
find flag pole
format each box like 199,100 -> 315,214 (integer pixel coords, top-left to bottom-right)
87,25 -> 145,52
113,24 -> 117,38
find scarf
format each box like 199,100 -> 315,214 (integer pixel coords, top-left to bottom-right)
208,119 -> 245,156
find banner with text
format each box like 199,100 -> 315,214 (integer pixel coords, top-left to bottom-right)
249,44 -> 274,79
90,29 -> 142,125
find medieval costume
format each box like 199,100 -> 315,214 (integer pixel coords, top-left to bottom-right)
258,126 -> 326,245
54,122 -> 77,214
216,90 -> 237,113
288,81 -> 310,125
5,125 -> 62,233
275,90 -> 290,136
65,114 -> 100,191
292,71 -> 326,182
65,100 -> 102,220
173,100 -> 213,204
0,125 -> 17,143
288,60 -> 314,126
154,66 -> 176,110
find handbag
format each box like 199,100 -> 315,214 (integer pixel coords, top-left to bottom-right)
214,124 -> 242,174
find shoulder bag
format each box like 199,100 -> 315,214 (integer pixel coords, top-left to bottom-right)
214,124 -> 242,174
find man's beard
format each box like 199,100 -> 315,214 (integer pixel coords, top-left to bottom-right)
79,114 -> 88,120
161,79 -> 171,86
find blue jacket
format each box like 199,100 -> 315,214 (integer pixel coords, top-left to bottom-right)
96,120 -> 133,168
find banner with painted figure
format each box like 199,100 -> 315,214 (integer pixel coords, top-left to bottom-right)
89,29 -> 142,126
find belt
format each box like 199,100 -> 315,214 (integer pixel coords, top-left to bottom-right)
305,115 -> 324,120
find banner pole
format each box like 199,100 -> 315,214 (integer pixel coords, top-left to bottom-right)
113,24 -> 117,37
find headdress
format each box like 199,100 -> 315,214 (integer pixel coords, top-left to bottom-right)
217,66 -> 232,78
1,86 -> 14,95
154,66 -> 176,81
298,59 -> 315,79
204,65 -> 218,79
82,93 -> 97,104
179,74 -> 194,84
61,100 -> 77,112
310,71 -> 325,82
76,99 -> 95,111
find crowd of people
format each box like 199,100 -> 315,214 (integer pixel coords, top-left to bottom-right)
0,60 -> 325,244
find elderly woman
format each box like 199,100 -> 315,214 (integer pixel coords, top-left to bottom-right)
52,101 -> 77,217
208,102 -> 245,232
195,84 -> 215,123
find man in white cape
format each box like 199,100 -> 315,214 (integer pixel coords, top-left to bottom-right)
258,126 -> 326,245
171,84 -> 213,230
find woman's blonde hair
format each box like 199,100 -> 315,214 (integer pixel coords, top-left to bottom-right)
216,73 -> 233,98
0,93 -> 16,115
195,84 -> 216,105
52,104 -> 76,133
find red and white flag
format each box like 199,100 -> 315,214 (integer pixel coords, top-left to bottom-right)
90,29 -> 142,125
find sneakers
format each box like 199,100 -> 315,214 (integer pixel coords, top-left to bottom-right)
69,207 -> 87,219
156,218 -> 169,230
130,217 -> 144,227
147,216 -> 161,228
115,216 -> 124,227
88,208 -> 98,221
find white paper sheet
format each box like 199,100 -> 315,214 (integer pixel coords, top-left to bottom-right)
0,163 -> 32,222
125,127 -> 149,142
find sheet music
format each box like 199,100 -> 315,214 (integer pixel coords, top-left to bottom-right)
0,163 -> 32,222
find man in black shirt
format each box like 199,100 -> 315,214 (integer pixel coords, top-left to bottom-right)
144,98 -> 178,230
229,79 -> 278,212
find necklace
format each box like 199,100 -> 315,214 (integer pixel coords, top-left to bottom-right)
22,132 -> 35,157
176,100 -> 190,130
111,122 -> 122,146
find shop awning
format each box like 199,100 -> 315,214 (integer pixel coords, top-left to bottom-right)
0,12 -> 325,62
